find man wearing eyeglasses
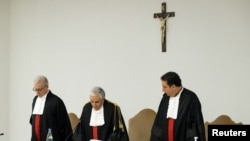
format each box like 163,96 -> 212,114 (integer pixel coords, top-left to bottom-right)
29,75 -> 72,141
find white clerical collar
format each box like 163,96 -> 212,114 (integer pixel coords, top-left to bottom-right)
32,91 -> 49,115
89,105 -> 105,126
166,87 -> 183,119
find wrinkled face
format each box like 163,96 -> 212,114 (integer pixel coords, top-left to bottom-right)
33,82 -> 48,97
161,80 -> 176,97
90,95 -> 104,110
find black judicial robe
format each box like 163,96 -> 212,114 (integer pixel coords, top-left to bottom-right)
150,88 -> 206,141
30,91 -> 72,141
76,100 -> 129,141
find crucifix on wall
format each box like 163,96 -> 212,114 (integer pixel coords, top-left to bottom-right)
154,2 -> 175,52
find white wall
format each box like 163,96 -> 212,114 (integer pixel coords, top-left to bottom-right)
0,0 -> 9,141
6,0 -> 250,140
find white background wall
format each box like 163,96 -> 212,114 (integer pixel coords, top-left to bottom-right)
1,0 -> 250,141
0,0 -> 9,141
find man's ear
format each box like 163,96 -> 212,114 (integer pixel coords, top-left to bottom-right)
171,84 -> 176,88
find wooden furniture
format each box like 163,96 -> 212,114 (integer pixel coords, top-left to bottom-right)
204,115 -> 243,141
68,112 -> 80,131
128,108 -> 156,141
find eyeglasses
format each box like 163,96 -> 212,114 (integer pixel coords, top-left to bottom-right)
32,86 -> 46,92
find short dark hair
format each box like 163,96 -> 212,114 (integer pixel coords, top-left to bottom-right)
161,71 -> 182,87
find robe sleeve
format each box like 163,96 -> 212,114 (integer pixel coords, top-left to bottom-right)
116,105 -> 129,141
55,99 -> 72,141
150,94 -> 168,141
186,96 -> 206,141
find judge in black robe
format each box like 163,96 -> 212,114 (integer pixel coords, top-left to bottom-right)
30,75 -> 72,141
74,86 -> 129,141
150,72 -> 206,141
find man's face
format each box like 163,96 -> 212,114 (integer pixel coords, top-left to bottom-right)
33,82 -> 48,97
161,80 -> 175,97
90,95 -> 104,110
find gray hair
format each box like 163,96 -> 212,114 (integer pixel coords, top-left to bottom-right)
34,75 -> 49,86
90,86 -> 105,99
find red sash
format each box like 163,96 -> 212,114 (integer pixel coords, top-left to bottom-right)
92,126 -> 98,139
168,118 -> 175,141
35,115 -> 41,141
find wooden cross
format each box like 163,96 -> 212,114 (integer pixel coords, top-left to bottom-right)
154,2 -> 175,52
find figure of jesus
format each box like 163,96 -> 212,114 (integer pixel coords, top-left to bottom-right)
157,16 -> 168,44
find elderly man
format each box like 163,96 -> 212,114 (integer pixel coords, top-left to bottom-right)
75,86 -> 129,141
30,75 -> 72,141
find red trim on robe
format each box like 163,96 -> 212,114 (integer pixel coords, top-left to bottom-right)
168,118 -> 174,141
92,126 -> 98,139
35,115 -> 41,141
